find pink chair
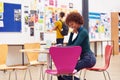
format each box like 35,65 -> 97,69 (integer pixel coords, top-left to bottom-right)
45,46 -> 82,80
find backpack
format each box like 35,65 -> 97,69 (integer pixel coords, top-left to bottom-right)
58,20 -> 69,36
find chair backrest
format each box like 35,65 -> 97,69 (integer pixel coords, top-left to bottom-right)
104,45 -> 113,69
0,44 -> 8,65
49,46 -> 82,74
24,43 -> 40,61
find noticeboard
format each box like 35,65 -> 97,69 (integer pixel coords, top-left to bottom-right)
0,2 -> 21,32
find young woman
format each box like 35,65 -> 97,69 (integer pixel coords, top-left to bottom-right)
58,12 -> 96,80
52,12 -> 65,45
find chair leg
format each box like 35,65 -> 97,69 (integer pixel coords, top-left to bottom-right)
14,70 -> 17,80
2,71 -> 6,80
43,71 -> 46,80
41,66 -> 45,80
43,66 -> 48,80
28,69 -> 32,80
24,70 -> 27,80
8,71 -> 11,80
43,69 -> 46,80
39,66 -> 42,80
105,71 -> 111,80
79,70 -> 82,79
83,70 -> 87,80
72,75 -> 74,80
40,65 -> 47,80
103,71 -> 107,80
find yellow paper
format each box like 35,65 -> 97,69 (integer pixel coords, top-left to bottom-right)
0,2 -> 4,12
98,26 -> 105,33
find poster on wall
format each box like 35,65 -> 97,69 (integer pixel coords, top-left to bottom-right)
89,12 -> 111,40
69,3 -> 73,8
100,13 -> 111,39
0,2 -> 4,27
30,28 -> 34,36
28,10 -> 38,27
48,0 -> 57,7
40,32 -> 44,41
38,11 -> 44,31
44,6 -> 78,32
0,21 -> 3,27
55,0 -> 57,7
0,2 -> 4,12
0,13 -> 3,20
0,13 -> 3,27
24,6 -> 29,25
37,1 -> 45,32
14,9 -> 21,21
30,0 -> 37,10
0,3 -> 21,32
44,7 -> 57,31
49,0 -> 54,6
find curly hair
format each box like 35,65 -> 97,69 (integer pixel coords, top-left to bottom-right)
65,12 -> 84,25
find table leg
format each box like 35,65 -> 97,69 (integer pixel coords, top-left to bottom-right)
101,41 -> 103,57
22,45 -> 24,65
112,41 -> 114,56
94,42 -> 97,57
47,53 -> 52,80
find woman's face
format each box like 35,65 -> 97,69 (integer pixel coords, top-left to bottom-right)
68,21 -> 80,30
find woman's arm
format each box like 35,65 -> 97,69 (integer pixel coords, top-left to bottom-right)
69,29 -> 88,46
67,32 -> 74,45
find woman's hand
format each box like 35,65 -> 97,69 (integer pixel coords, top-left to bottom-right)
73,29 -> 78,33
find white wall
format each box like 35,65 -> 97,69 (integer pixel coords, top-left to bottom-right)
89,0 -> 120,12
0,0 -> 21,3
1,0 -> 120,44
0,0 -> 82,44
88,0 -> 120,55
0,0 -> 40,44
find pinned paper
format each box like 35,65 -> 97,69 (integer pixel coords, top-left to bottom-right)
0,2 -> 4,13
0,21 -> 4,27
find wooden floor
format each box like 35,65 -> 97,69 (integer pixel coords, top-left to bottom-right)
0,54 -> 120,80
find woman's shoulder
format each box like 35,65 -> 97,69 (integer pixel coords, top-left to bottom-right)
55,20 -> 62,24
80,27 -> 88,33
83,28 -> 88,32
54,20 -> 61,26
79,27 -> 88,36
